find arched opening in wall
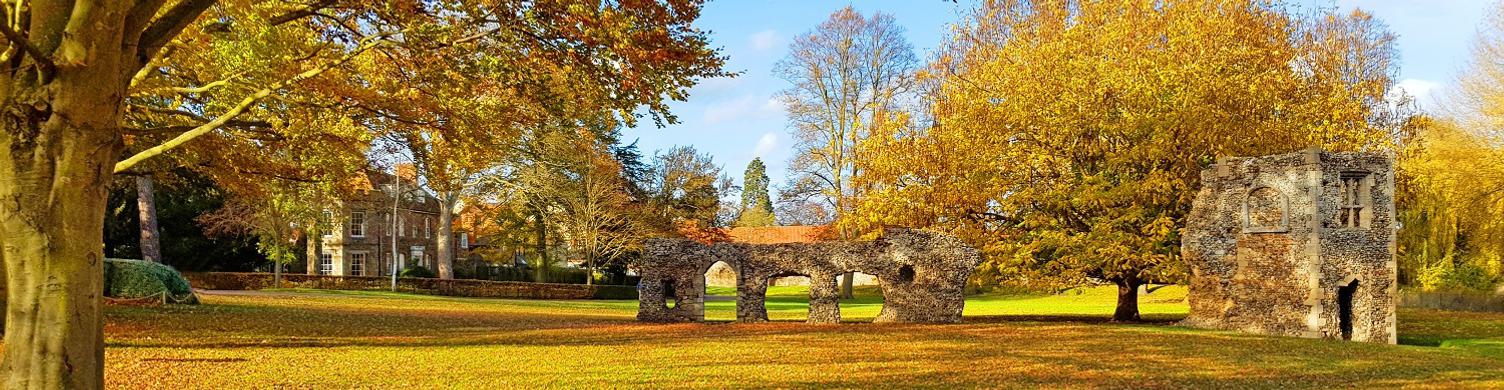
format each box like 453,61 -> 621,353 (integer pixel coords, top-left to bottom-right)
704,261 -> 737,297
1338,279 -> 1359,340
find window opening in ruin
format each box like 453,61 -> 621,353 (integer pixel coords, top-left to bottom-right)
1339,172 -> 1370,229
1338,279 -> 1358,340
663,278 -> 677,308
897,265 -> 916,284
1244,186 -> 1287,233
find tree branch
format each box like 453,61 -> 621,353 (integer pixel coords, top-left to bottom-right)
0,5 -> 53,73
268,0 -> 339,26
115,36 -> 390,173
135,0 -> 217,68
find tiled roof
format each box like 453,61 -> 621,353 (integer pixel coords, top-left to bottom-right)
725,226 -> 832,244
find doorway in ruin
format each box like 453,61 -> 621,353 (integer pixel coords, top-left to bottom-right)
1338,279 -> 1359,340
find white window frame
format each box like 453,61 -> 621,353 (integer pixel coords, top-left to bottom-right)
411,246 -> 425,269
318,252 -> 334,275
349,252 -> 367,276
424,217 -> 431,239
349,211 -> 366,238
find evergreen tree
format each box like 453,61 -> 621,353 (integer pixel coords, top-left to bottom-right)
737,158 -> 776,227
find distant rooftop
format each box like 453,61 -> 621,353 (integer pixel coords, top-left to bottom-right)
725,226 -> 832,244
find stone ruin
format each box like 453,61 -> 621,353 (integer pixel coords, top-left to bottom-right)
1181,149 -> 1397,343
636,228 -> 982,324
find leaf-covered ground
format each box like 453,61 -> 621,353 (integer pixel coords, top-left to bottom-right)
105,286 -> 1504,389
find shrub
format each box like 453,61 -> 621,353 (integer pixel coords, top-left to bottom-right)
104,258 -> 199,304
400,266 -> 436,278
1419,260 -> 1498,292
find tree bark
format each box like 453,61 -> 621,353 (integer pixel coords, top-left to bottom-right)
533,206 -> 548,283
840,272 -> 855,299
0,0 -> 217,387
1113,276 -> 1143,322
0,65 -> 124,390
435,193 -> 455,279
135,175 -> 163,262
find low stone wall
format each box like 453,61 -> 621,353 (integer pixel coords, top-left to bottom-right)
1400,289 -> 1504,312
182,272 -> 636,300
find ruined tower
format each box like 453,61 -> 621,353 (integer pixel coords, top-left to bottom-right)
1181,149 -> 1396,343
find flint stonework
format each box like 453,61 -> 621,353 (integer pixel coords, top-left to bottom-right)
637,229 -> 982,324
1181,149 -> 1397,343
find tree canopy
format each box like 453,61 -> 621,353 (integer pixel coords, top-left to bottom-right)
849,0 -> 1413,321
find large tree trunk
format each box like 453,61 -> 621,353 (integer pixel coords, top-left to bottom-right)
435,193 -> 455,279
1113,276 -> 1143,322
0,0 -> 213,387
533,206 -> 548,283
135,175 -> 163,262
0,66 -> 125,390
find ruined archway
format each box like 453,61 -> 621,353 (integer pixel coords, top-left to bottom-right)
637,228 -> 981,324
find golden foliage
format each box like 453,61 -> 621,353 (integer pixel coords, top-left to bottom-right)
1396,3 -> 1504,290
850,0 -> 1408,293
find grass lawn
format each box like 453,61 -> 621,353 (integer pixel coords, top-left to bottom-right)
105,286 -> 1504,389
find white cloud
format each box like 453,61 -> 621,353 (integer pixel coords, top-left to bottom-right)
752,133 -> 778,158
1398,78 -> 1439,102
1392,78 -> 1441,110
751,29 -> 780,51
703,95 -> 785,124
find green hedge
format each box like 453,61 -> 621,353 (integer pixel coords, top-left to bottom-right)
104,258 -> 198,304
592,284 -> 638,300
182,272 -> 638,300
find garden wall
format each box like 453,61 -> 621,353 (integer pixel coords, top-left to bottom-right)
183,272 -> 636,300
1399,289 -> 1504,312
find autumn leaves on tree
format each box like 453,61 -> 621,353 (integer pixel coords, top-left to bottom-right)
0,0 -> 726,388
848,0 -> 1416,321
0,0 -> 1492,387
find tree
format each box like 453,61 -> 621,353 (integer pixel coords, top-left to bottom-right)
776,5 -> 918,298
0,1 -> 726,386
343,0 -> 728,279
1395,2 -> 1504,290
643,146 -> 733,231
736,158 -> 776,227
197,184 -> 326,287
103,170 -> 264,272
851,0 -> 1409,321
136,175 -> 165,262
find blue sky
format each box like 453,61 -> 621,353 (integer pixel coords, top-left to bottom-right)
623,0 -> 1494,198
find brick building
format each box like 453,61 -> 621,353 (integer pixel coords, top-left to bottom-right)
310,169 -> 443,277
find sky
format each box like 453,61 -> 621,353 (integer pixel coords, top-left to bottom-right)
622,0 -> 1496,199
